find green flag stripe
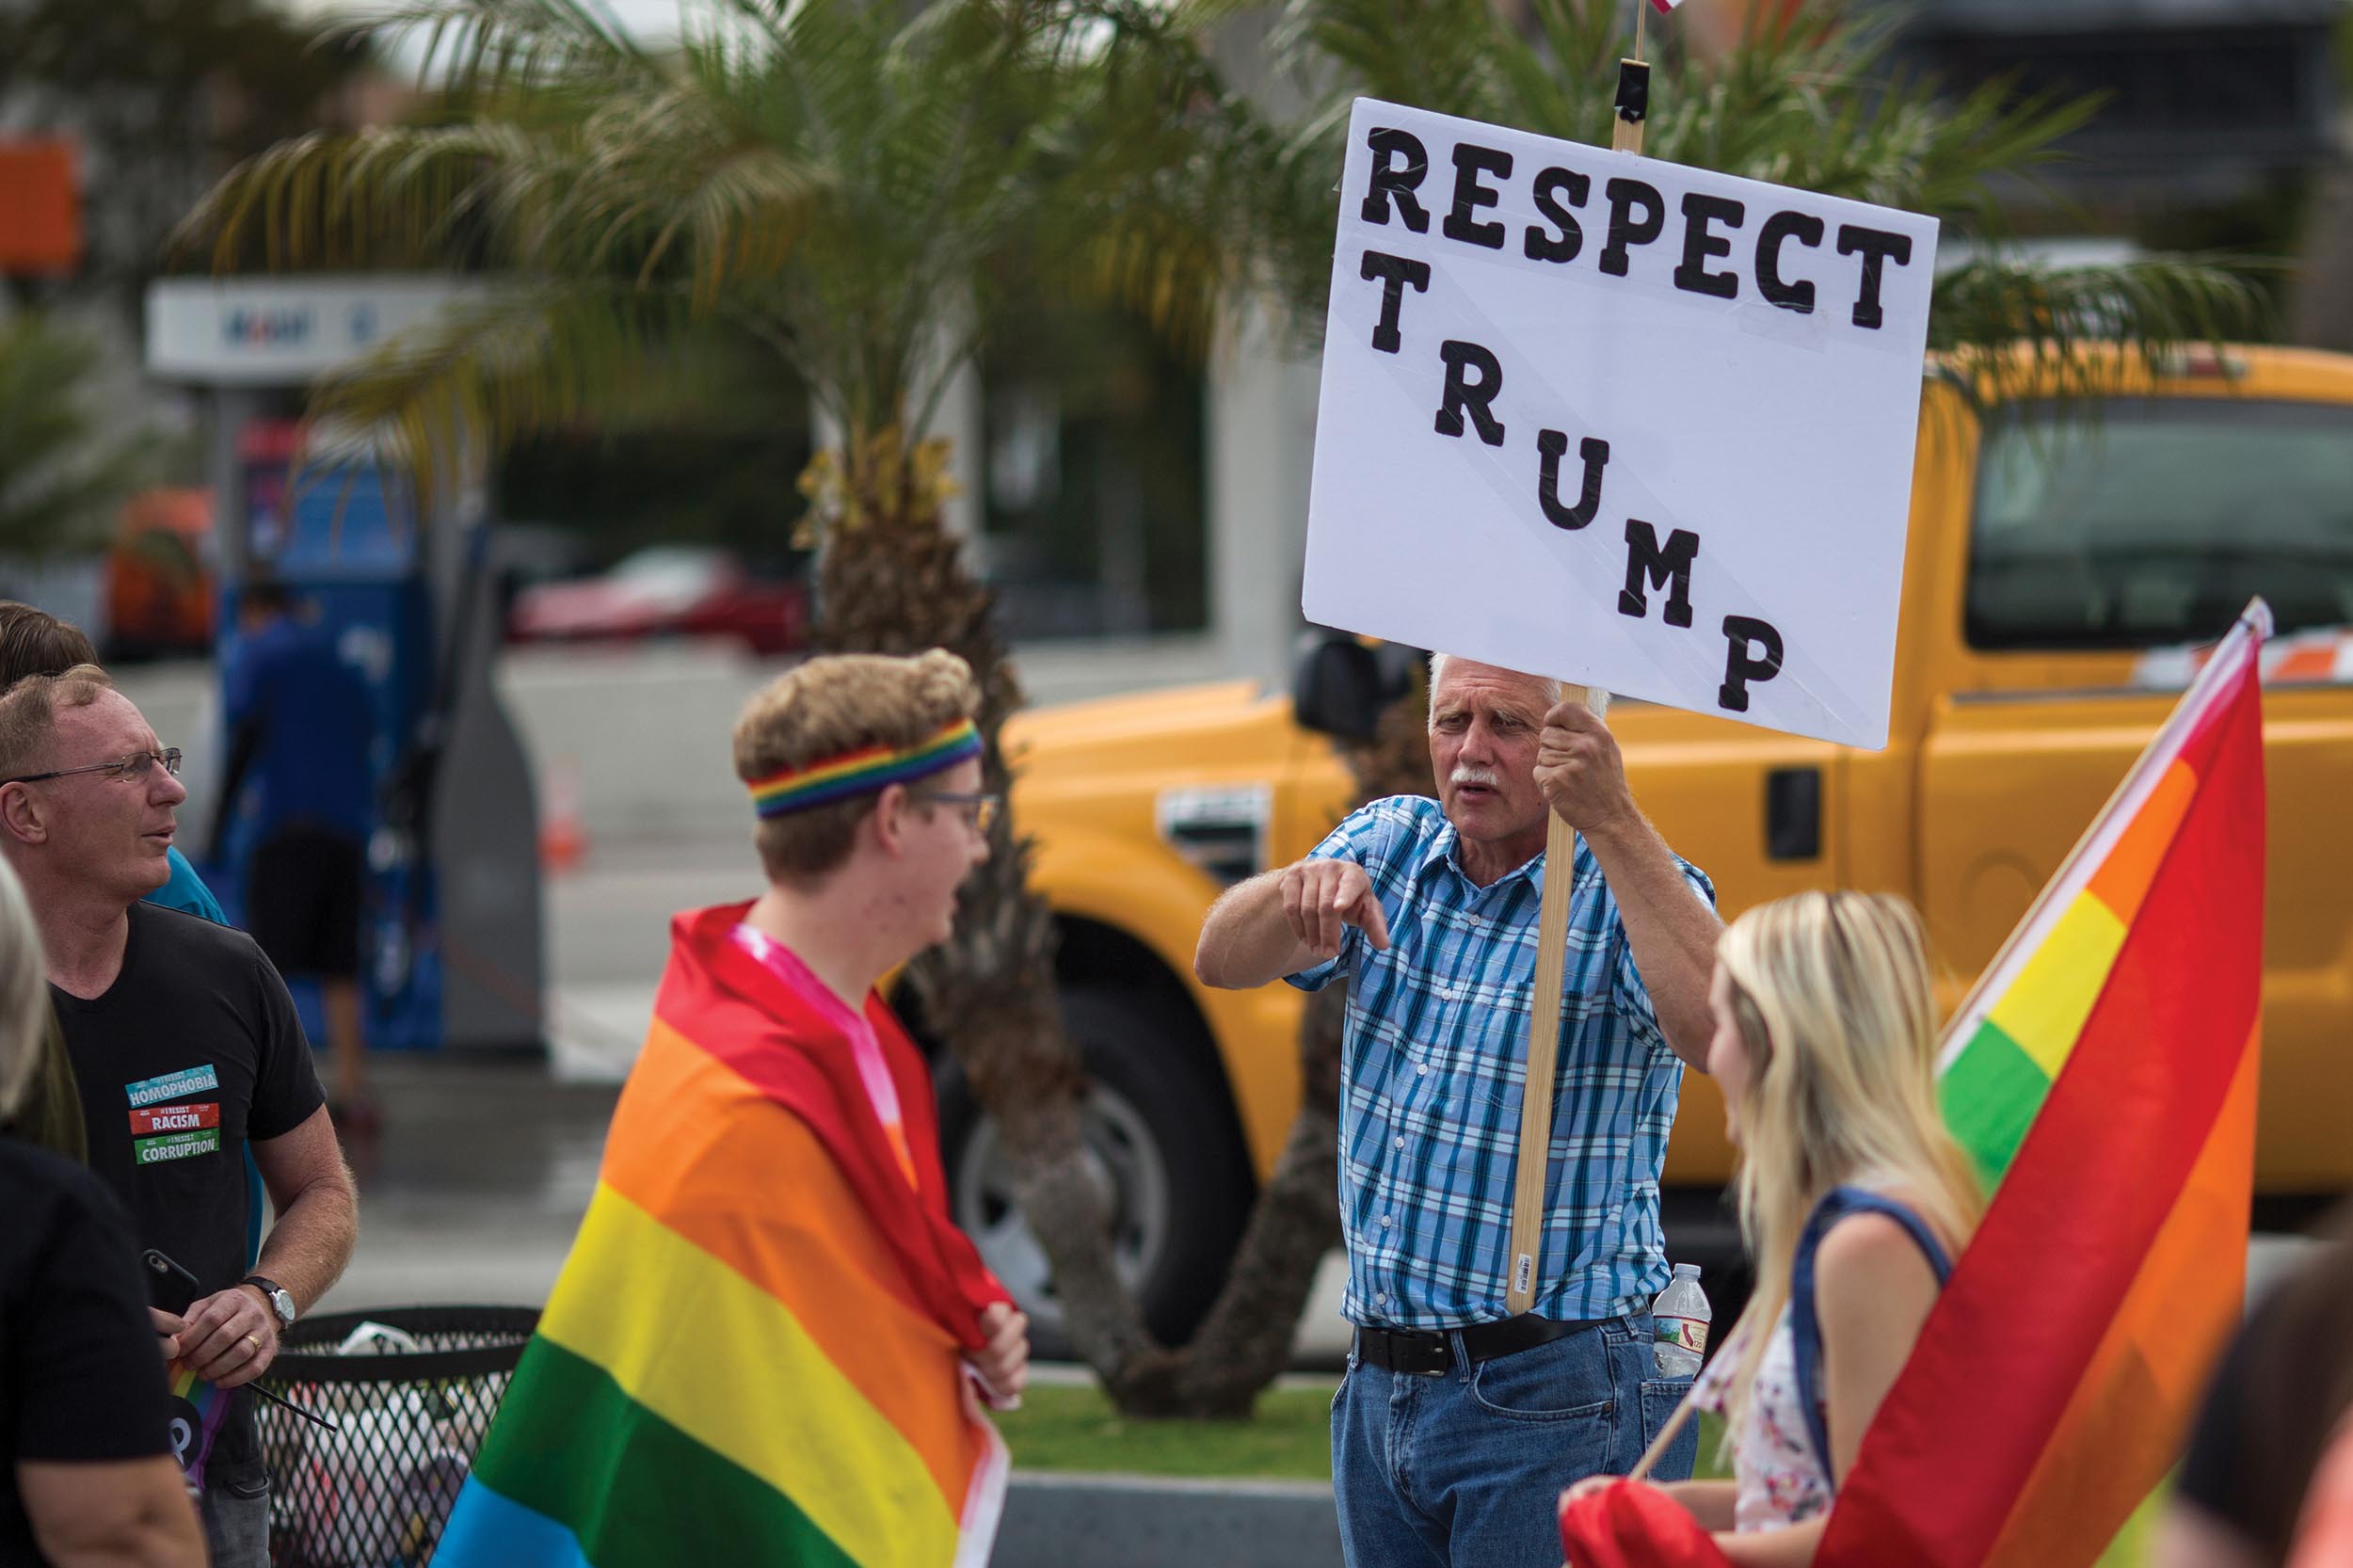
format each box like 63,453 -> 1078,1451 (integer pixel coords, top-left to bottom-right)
1940,1020 -> 2052,1192
474,1337 -> 863,1568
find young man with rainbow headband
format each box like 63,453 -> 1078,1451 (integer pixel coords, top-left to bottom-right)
436,649 -> 1030,1568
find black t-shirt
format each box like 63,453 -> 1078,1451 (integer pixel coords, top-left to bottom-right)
52,901 -> 326,1480
2176,1279 -> 2349,1567
0,1138 -> 175,1564
2176,1298 -> 2262,1528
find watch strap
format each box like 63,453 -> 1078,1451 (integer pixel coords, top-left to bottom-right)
241,1274 -> 296,1324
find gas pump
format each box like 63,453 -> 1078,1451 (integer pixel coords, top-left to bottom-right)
146,276 -> 543,1052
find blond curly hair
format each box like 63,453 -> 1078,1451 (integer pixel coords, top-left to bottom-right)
734,649 -> 981,887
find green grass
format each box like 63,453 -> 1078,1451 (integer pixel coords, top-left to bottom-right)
1000,1382 -> 2167,1568
1001,1384 -> 1727,1485
996,1381 -> 1338,1480
1693,1411 -> 1733,1480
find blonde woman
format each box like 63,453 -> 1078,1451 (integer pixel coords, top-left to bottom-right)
0,854 -> 203,1568
1564,891 -> 1982,1567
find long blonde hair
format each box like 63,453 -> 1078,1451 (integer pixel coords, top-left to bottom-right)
1712,890 -> 1983,1456
0,856 -> 53,1122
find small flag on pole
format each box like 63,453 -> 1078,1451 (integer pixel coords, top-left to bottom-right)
1648,0 -> 1685,12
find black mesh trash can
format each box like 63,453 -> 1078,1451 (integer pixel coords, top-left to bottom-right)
256,1306 -> 538,1568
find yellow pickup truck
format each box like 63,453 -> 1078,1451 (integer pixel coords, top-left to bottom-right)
940,345 -> 2353,1341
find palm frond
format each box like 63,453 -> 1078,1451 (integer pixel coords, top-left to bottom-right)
335,0 -> 641,99
1932,254 -> 2277,402
1258,0 -> 2278,367
296,283 -> 719,500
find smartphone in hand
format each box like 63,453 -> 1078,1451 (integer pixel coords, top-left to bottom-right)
141,1248 -> 201,1319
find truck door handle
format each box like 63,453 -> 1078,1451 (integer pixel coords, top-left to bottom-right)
1766,767 -> 1821,861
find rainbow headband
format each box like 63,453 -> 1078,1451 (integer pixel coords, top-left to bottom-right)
747,718 -> 982,819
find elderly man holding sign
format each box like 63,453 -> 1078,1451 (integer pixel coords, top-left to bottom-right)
1196,652 -> 1717,1568
1240,60 -> 1941,1562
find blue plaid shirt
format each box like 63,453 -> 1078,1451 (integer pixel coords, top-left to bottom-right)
1288,795 -> 1715,1329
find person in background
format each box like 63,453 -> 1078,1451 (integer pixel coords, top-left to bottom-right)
1561,891 -> 1984,1566
0,603 -> 227,1164
0,666 -> 357,1567
2152,1208 -> 2353,1568
209,578 -> 378,1130
0,850 -> 206,1568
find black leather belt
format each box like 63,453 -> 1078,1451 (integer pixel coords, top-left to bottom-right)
1353,1314 -> 1606,1378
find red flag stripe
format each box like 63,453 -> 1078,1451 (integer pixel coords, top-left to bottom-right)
647,904 -> 1006,1353
1821,658 -> 2264,1568
1979,1027 -> 2259,1568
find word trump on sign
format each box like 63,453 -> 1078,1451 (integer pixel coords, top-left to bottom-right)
1304,100 -> 1939,748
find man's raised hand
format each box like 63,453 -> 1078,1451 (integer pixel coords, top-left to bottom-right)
1536,698 -> 1635,833
1280,859 -> 1390,959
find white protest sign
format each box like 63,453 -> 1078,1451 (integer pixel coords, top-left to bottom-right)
1304,99 -> 1940,749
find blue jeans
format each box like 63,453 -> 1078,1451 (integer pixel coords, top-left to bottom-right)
1331,1314 -> 1697,1568
200,1472 -> 270,1568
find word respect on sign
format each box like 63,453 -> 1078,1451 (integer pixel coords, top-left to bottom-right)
1303,99 -> 1940,749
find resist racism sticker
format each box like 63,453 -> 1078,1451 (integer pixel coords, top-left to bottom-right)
130,1100 -> 220,1163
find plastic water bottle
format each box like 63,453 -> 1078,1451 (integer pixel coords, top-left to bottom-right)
1653,1262 -> 1710,1378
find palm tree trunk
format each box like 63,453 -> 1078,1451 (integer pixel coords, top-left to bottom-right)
1127,667 -> 1435,1415
807,433 -> 1162,1384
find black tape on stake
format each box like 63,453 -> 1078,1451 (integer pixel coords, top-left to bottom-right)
1615,59 -> 1650,128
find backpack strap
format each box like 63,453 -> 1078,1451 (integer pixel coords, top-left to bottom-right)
1787,1186 -> 1955,1482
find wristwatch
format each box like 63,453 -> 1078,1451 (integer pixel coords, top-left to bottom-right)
241,1274 -> 296,1330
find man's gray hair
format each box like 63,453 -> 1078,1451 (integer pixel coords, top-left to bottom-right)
1428,652 -> 1609,721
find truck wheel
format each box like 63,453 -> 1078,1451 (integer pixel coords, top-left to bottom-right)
936,985 -> 1254,1350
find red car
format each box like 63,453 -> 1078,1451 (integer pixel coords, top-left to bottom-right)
507,547 -> 808,655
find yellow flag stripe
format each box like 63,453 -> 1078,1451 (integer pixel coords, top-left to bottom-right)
539,1183 -> 961,1568
1984,891 -> 2129,1080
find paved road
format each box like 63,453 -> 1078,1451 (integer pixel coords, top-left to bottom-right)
331,828 -> 1361,1359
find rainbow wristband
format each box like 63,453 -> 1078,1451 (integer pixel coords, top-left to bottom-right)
746,718 -> 983,820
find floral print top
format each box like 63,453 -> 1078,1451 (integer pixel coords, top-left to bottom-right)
1690,1308 -> 1833,1531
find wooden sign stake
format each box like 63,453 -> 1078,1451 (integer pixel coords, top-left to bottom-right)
1502,11 -> 1654,1319
1502,809 -> 1581,1312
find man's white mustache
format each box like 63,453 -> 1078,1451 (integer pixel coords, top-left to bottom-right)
1450,765 -> 1502,789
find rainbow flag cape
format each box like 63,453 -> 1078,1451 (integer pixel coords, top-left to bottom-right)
435,903 -> 1013,1568
1817,599 -> 2270,1568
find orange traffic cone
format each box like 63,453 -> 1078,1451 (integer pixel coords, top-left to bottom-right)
540,758 -> 587,874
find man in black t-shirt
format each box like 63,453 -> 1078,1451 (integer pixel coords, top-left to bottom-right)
0,667 -> 358,1566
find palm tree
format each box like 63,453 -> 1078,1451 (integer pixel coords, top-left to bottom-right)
177,0 -> 1305,1412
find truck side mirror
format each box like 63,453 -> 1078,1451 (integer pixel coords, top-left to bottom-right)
1293,632 -> 1421,742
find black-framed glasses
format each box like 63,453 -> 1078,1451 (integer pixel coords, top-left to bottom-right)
3,748 -> 183,787
920,789 -> 1000,835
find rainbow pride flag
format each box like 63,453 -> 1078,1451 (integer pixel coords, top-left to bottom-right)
1817,599 -> 2270,1568
434,904 -> 1012,1568
165,1362 -> 232,1487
